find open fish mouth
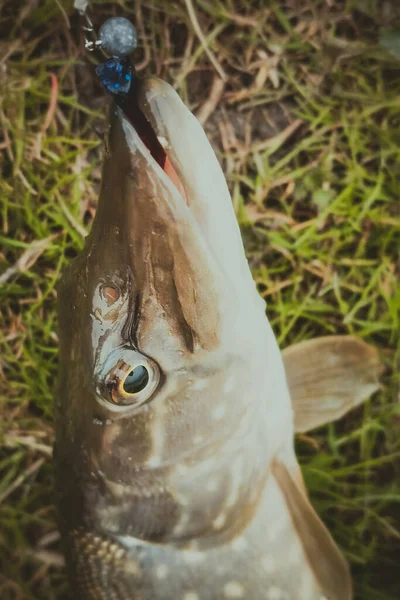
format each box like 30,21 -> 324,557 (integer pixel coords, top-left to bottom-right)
116,78 -> 187,202
110,75 -> 252,286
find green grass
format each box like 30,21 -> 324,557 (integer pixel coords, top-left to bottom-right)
0,0 -> 399,598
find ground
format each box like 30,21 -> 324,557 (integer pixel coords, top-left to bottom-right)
0,1 -> 399,599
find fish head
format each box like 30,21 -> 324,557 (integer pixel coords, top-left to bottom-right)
56,77 -> 292,542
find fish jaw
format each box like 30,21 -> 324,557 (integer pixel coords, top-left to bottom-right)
55,77 -> 294,547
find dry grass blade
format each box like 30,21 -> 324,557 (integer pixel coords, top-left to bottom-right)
26,550 -> 65,568
0,236 -> 55,285
196,75 -> 225,125
0,459 -> 45,504
183,0 -> 227,81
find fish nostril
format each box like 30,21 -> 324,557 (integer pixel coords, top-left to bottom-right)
102,285 -> 120,305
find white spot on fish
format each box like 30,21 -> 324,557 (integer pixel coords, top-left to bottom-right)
147,455 -> 162,468
183,550 -> 205,564
192,379 -> 208,391
178,494 -> 190,507
223,377 -> 235,394
212,404 -> 226,420
287,540 -> 301,565
155,564 -> 168,579
183,593 -> 199,600
172,511 -> 191,537
206,478 -> 219,492
178,512 -> 190,526
231,537 -> 247,551
224,581 -> 244,598
261,555 -> 275,574
193,434 -> 204,444
299,573 -> 315,599
267,587 -> 283,600
212,512 -> 227,530
175,463 -> 189,475
266,511 -> 287,540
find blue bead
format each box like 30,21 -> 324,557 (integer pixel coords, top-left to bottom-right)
95,57 -> 133,96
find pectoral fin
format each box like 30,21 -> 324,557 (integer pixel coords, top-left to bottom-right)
272,459 -> 352,600
282,336 -> 383,433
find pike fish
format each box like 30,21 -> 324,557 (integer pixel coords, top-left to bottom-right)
55,77 -> 382,600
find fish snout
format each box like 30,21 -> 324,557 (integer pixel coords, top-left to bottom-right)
94,77 -> 265,354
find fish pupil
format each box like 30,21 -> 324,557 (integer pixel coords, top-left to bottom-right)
123,366 -> 149,394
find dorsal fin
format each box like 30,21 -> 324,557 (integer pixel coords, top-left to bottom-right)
271,459 -> 352,600
282,335 -> 383,433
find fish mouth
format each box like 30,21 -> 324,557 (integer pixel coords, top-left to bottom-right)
116,79 -> 187,202
93,77 -> 260,354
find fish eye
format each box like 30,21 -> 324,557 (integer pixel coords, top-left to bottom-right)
122,365 -> 149,394
100,348 -> 160,408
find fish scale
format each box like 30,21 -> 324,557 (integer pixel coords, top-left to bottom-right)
66,474 -> 324,600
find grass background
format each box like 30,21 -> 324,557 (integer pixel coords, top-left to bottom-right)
0,0 -> 399,598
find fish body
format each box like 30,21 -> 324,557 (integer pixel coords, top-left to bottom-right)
55,77 -> 353,599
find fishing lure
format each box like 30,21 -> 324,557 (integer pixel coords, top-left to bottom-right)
80,10 -> 138,96
78,7 -> 166,167
95,55 -> 133,96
